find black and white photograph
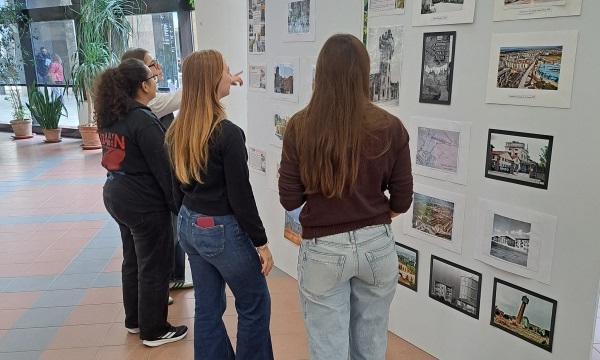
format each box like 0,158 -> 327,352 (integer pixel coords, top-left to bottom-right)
504,0 -> 565,9
429,255 -> 481,319
419,31 -> 456,105
288,0 -> 310,34
485,129 -> 553,190
395,242 -> 418,292
491,278 -> 557,352
490,214 -> 531,267
413,0 -> 475,26
367,25 -> 403,106
493,0 -> 582,22
421,0 -> 464,14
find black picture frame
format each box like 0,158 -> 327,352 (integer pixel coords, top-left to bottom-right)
491,278 -> 558,352
485,129 -> 554,190
395,242 -> 418,292
419,31 -> 456,105
429,255 -> 482,319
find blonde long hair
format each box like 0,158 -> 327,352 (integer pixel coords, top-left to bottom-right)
165,50 -> 226,184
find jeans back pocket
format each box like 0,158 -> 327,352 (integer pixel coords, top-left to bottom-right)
365,239 -> 397,287
190,223 -> 225,257
299,246 -> 346,298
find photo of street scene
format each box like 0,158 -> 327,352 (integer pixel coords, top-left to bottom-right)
367,25 -> 403,106
490,214 -> 531,267
504,0 -> 566,9
420,32 -> 455,104
274,63 -> 294,94
395,243 -> 418,291
284,206 -> 303,246
416,127 -> 460,174
248,0 -> 266,53
421,0 -> 464,14
288,0 -> 310,35
486,130 -> 553,189
272,112 -> 291,146
492,279 -> 556,352
429,256 -> 481,318
497,45 -> 562,91
412,192 -> 454,241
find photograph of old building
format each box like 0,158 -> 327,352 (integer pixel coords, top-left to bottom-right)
421,0 -> 464,14
274,64 -> 294,94
395,243 -> 418,291
284,206 -> 303,246
429,256 -> 481,318
420,31 -> 456,104
497,46 -> 562,91
504,0 -> 566,9
490,214 -> 531,267
412,192 -> 454,241
367,25 -> 403,106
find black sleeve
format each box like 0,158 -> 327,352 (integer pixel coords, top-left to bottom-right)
221,124 -> 268,247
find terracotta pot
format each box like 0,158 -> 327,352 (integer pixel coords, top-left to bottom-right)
78,125 -> 102,150
42,128 -> 62,143
10,119 -> 33,139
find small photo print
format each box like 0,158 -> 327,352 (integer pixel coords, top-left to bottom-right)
416,127 -> 460,174
420,31 -> 456,105
248,146 -> 266,175
504,0 -> 566,9
395,242 -> 418,291
421,0 -> 464,14
412,193 -> 455,241
274,63 -> 295,95
491,278 -> 557,352
271,110 -> 293,148
491,214 -> 531,267
248,64 -> 267,92
497,46 -> 563,91
284,206 -> 303,246
429,255 -> 481,319
288,0 -> 310,35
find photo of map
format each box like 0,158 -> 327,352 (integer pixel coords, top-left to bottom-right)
412,192 -> 454,241
416,126 -> 460,174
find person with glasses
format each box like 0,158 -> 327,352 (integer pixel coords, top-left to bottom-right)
95,58 -> 188,347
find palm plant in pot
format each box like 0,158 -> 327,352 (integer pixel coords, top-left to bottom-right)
26,85 -> 68,143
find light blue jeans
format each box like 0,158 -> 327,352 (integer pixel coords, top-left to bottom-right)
298,224 -> 398,360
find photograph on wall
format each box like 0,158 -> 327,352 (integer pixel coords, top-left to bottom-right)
284,206 -> 303,246
485,30 -> 578,108
362,0 -> 369,45
271,108 -> 293,148
368,0 -> 405,17
301,57 -> 317,104
284,0 -> 316,42
403,184 -> 465,254
248,63 -> 267,92
247,146 -> 266,176
474,199 -> 557,285
413,0 -> 476,26
429,255 -> 481,319
395,242 -> 418,292
485,129 -> 553,190
419,31 -> 456,105
493,0 -> 581,21
271,57 -> 299,102
248,0 -> 266,54
267,146 -> 282,192
410,116 -> 471,185
491,278 -> 557,352
367,25 -> 403,106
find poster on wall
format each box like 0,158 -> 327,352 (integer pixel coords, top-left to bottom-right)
248,0 -> 266,54
412,0 -> 476,27
485,129 -> 553,190
403,184 -> 465,254
247,146 -> 266,176
248,63 -> 267,92
410,116 -> 471,185
429,255 -> 482,319
474,199 -> 557,285
267,146 -> 282,192
284,206 -> 303,246
419,31 -> 456,105
302,57 -> 317,103
493,0 -> 582,21
395,242 -> 418,292
284,0 -> 316,42
485,30 -> 579,109
271,107 -> 294,148
368,0 -> 405,17
271,57 -> 300,103
491,278 -> 557,352
367,25 -> 403,106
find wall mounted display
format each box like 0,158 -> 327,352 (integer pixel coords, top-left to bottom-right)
410,116 -> 471,185
302,56 -> 317,104
284,0 -> 316,42
248,145 -> 266,176
362,0 -> 369,45
429,255 -> 481,319
403,184 -> 465,254
248,63 -> 267,92
485,129 -> 553,190
474,199 -> 557,285
267,146 -> 282,192
368,0 -> 405,17
284,206 -> 303,246
493,0 -> 582,21
367,25 -> 403,106
491,278 -> 557,352
419,31 -> 456,105
413,0 -> 476,26
248,0 -> 266,54
395,242 -> 418,292
271,57 -> 300,102
270,107 -> 295,147
485,30 -> 579,109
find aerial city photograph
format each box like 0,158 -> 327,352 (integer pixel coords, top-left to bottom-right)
497,45 -> 562,90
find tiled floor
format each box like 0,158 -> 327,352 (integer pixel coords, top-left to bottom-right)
0,133 -> 436,359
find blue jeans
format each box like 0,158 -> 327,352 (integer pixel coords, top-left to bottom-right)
178,205 -> 274,360
298,224 -> 397,360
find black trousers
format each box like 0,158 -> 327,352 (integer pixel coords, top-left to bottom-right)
103,196 -> 174,340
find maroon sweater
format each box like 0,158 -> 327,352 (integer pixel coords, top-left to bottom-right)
278,107 -> 413,239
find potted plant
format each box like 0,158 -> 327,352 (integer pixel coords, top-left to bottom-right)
0,2 -> 33,139
26,85 -> 68,142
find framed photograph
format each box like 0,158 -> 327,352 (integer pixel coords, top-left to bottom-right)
485,129 -> 553,190
248,63 -> 267,92
284,0 -> 316,42
367,25 -> 404,106
485,30 -> 579,109
410,116 -> 471,185
247,145 -> 266,176
419,31 -> 456,105
395,242 -> 418,291
474,199 -> 557,285
491,278 -> 557,352
248,0 -> 266,54
368,0 -> 405,17
267,146 -> 282,192
284,206 -> 303,246
493,0 -> 582,21
429,255 -> 481,319
403,184 -> 465,254
413,0 -> 476,27
271,57 -> 300,103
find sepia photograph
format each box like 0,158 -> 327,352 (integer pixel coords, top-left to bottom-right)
490,214 -> 531,267
421,0 -> 464,14
412,193 -> 454,241
429,255 -> 481,319
491,278 -> 557,352
504,0 -> 565,9
367,25 -> 404,106
284,206 -> 303,246
395,242 -> 418,291
420,31 -> 456,105
497,46 -> 562,91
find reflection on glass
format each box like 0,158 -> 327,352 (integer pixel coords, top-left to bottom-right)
30,20 -> 76,86
26,0 -> 71,9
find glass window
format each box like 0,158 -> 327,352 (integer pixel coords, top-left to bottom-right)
26,0 -> 71,9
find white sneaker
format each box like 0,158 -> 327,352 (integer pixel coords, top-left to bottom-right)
168,296 -> 174,305
169,280 -> 193,290
126,327 -> 140,334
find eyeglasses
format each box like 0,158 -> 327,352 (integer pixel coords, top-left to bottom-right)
144,74 -> 159,83
148,59 -> 160,68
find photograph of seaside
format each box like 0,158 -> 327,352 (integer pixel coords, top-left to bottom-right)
504,0 -> 566,9
497,45 -> 562,91
490,214 -> 531,267
491,278 -> 557,352
421,0 -> 464,14
412,193 -> 454,241
395,243 -> 418,291
429,256 -> 481,318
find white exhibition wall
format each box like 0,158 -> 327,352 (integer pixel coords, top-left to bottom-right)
196,1 -> 600,359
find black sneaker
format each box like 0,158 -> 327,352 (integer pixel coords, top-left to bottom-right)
142,325 -> 188,347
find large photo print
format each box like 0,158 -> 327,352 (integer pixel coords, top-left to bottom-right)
419,31 -> 456,105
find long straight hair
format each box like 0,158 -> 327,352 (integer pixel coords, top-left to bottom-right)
165,50 -> 226,185
289,34 -> 391,198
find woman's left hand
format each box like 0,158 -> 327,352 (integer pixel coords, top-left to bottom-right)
257,245 -> 274,276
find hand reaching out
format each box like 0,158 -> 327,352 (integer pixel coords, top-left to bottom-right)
231,71 -> 244,86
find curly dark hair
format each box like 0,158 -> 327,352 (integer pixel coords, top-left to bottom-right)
93,58 -> 149,130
